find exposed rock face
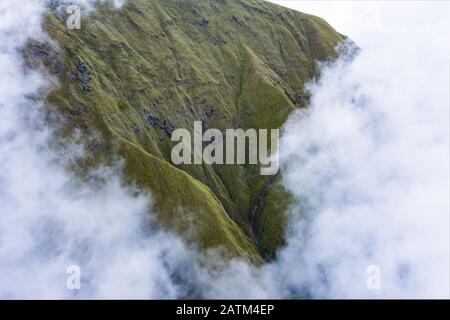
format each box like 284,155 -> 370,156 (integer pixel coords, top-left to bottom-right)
36,0 -> 344,262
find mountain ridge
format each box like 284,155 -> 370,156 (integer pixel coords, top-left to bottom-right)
29,0 -> 344,262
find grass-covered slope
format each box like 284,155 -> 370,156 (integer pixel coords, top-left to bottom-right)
33,0 -> 343,262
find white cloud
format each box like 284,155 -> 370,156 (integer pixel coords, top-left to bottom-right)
1,0 -> 448,299
273,1 -> 450,298
0,0 -> 192,299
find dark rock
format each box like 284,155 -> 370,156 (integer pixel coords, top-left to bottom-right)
30,45 -> 49,57
229,16 -> 239,24
195,18 -> 209,27
90,141 -> 105,151
132,124 -> 141,135
184,97 -> 195,113
147,115 -> 175,137
205,107 -> 215,118
71,61 -> 93,93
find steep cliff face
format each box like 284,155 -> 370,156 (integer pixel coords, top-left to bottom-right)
31,0 -> 343,262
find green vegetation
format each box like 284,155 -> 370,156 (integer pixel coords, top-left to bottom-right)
32,0 -> 343,263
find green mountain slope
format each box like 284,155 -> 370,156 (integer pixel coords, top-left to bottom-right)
31,0 -> 343,262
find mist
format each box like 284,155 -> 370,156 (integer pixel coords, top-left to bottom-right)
0,0 -> 197,299
0,0 -> 272,299
273,1 -> 450,298
0,0 -> 448,299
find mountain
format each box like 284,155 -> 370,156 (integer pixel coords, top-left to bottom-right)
28,0 -> 344,263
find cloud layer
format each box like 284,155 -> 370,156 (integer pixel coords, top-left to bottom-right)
275,1 -> 450,298
0,0 -> 196,299
0,0 -> 448,299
